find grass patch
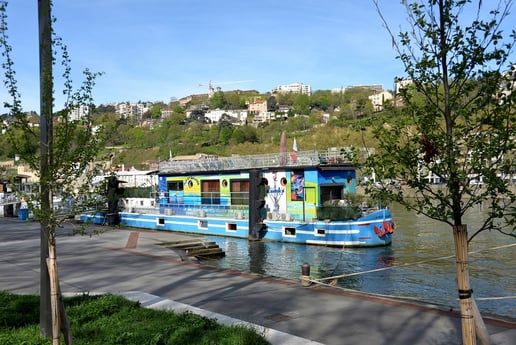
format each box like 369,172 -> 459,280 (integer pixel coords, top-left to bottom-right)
0,291 -> 270,345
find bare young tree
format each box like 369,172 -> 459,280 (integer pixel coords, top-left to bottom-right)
369,1 -> 515,344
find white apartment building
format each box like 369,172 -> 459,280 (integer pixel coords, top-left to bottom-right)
253,111 -> 275,123
395,79 -> 414,92
161,110 -> 173,118
205,109 -> 248,123
273,82 -> 312,95
68,105 -> 90,121
115,102 -> 152,119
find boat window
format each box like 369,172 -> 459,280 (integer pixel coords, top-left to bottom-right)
226,223 -> 237,232
157,218 -> 165,226
284,227 -> 296,237
167,180 -> 184,191
320,185 -> 343,204
201,180 -> 220,205
316,228 -> 326,236
230,179 -> 249,205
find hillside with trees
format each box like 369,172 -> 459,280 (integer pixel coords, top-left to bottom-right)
1,86 -> 381,171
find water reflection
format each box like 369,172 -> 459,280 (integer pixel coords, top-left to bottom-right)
248,241 -> 267,275
202,203 -> 516,319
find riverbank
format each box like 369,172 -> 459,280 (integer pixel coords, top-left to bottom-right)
0,218 -> 514,345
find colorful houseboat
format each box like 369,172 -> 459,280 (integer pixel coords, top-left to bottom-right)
84,149 -> 393,247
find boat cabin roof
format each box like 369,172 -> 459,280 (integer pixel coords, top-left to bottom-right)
159,149 -> 354,175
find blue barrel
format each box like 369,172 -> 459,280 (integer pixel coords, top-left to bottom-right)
19,209 -> 28,221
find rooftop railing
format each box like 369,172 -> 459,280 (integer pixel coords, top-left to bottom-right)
159,148 -> 353,174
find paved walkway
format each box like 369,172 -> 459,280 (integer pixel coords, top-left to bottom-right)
0,217 -> 514,345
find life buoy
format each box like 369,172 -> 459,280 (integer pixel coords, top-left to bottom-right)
375,221 -> 394,238
383,221 -> 394,234
374,225 -> 386,238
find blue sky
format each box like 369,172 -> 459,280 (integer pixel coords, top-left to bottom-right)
1,0 -> 514,113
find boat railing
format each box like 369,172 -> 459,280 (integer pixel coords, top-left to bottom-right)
159,148 -> 353,174
161,202 -> 249,219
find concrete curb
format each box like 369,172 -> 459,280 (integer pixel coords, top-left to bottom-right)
117,291 -> 325,345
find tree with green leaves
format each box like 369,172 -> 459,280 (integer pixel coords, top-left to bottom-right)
369,1 -> 515,344
210,89 -> 227,109
293,93 -> 311,115
1,1 -> 103,343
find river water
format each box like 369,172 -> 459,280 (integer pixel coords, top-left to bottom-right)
201,203 -> 516,320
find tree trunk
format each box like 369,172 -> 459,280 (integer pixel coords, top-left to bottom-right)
47,241 -> 61,345
38,0 -> 53,336
46,238 -> 74,345
40,223 -> 52,337
453,224 -> 476,345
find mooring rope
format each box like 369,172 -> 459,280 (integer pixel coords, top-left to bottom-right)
308,243 -> 516,302
309,277 -> 516,303
313,242 -> 516,283
310,243 -> 516,304
474,296 -> 516,301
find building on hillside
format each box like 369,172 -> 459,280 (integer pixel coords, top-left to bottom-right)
277,105 -> 291,115
331,85 -> 384,94
248,99 -> 268,114
356,84 -> 384,93
115,102 -> 130,118
0,160 -> 39,184
161,110 -> 173,118
272,82 -> 311,95
115,101 -> 152,120
395,79 -> 413,92
15,163 -> 39,183
392,79 -> 414,107
253,111 -> 275,123
68,105 -> 90,121
205,109 -> 248,123
331,87 -> 346,94
369,91 -> 394,111
178,96 -> 192,107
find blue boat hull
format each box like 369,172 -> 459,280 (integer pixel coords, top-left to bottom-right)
81,208 -> 393,247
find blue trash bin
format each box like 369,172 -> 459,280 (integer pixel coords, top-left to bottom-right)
19,209 -> 28,221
